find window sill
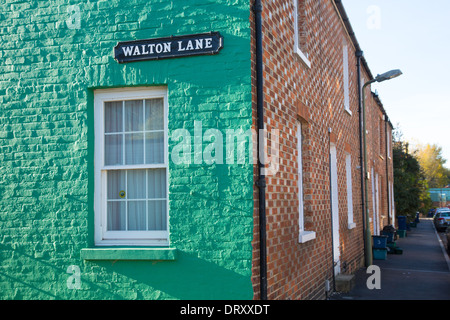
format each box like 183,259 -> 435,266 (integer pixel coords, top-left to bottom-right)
81,247 -> 177,261
295,47 -> 311,69
298,231 -> 316,243
348,222 -> 357,230
344,108 -> 352,116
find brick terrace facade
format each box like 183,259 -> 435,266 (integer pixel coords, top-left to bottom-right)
251,0 -> 395,300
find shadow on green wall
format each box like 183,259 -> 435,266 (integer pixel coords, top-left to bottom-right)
0,243 -> 123,300
0,243 -> 253,300
88,250 -> 253,300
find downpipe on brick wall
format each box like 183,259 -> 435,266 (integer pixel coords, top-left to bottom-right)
253,0 -> 267,301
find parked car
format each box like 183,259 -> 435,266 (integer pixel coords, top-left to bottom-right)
433,207 -> 449,219
434,210 -> 450,232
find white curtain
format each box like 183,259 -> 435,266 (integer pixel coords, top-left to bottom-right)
145,98 -> 164,164
148,169 -> 167,231
125,100 -> 144,165
105,98 -> 166,232
107,169 -> 167,231
104,101 -> 123,166
127,169 -> 146,230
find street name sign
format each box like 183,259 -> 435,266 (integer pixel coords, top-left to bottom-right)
114,32 -> 223,63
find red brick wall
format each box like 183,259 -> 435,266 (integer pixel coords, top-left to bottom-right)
251,0 -> 394,300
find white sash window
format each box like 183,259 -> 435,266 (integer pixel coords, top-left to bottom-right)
94,87 -> 168,246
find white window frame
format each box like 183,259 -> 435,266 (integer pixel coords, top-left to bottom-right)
94,87 -> 169,246
297,122 -> 316,243
387,129 -> 391,158
345,153 -> 356,229
374,173 -> 380,235
293,0 -> 311,68
343,44 -> 351,115
330,143 -> 341,274
390,180 -> 395,225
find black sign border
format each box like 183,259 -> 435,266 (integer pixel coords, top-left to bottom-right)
114,32 -> 224,64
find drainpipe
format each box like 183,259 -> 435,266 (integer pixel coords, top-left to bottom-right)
253,0 -> 267,301
356,50 -> 368,263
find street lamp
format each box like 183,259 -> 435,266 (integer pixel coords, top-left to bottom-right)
362,69 -> 402,267
371,69 -> 403,84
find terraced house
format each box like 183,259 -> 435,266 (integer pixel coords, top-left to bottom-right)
0,0 -> 395,300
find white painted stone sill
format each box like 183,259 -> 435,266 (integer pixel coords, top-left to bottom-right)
298,231 -> 316,244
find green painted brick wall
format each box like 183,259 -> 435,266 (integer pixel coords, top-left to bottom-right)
0,0 -> 253,299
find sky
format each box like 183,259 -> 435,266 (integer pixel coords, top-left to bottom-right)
343,0 -> 450,168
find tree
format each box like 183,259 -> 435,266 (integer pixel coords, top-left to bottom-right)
415,143 -> 450,188
392,128 -> 429,221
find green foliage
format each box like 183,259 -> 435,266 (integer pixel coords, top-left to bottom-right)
415,143 -> 450,188
393,129 -> 429,220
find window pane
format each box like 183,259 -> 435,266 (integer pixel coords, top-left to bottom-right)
105,101 -> 123,133
148,169 -> 166,199
148,200 -> 166,231
127,169 -> 146,199
145,98 -> 164,130
107,170 -> 126,199
125,100 -> 144,132
105,134 -> 123,165
145,132 -> 164,164
128,201 -> 146,230
107,201 -> 126,231
125,133 -> 144,165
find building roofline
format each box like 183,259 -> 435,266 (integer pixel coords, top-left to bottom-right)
333,0 -> 374,81
334,0 -> 394,129
372,91 -> 394,128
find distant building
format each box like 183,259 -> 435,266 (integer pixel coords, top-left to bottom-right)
429,189 -> 450,207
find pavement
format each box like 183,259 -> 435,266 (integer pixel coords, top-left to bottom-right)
330,218 -> 450,300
